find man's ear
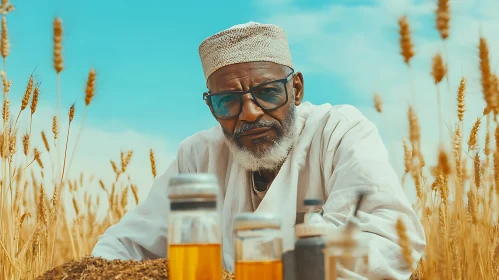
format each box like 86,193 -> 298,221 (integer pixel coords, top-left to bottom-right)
292,72 -> 304,105
203,92 -> 210,106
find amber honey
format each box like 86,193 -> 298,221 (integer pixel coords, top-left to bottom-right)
168,243 -> 222,280
235,260 -> 282,280
324,255 -> 337,280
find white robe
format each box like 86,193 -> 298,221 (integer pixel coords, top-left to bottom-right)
91,101 -> 426,279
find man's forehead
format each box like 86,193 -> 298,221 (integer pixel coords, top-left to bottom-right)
207,62 -> 287,91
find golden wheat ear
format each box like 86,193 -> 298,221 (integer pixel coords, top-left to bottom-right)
396,217 -> 415,274
53,18 -> 63,74
398,15 -> 415,65
436,0 -> 450,40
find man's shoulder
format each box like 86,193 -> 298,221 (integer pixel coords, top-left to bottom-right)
300,101 -> 368,125
178,125 -> 225,155
299,102 -> 375,148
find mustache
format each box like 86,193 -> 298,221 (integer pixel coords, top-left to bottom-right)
233,120 -> 280,139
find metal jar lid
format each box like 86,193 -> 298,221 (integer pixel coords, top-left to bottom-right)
167,173 -> 219,200
234,212 -> 281,231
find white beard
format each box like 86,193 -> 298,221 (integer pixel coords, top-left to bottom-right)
224,105 -> 300,171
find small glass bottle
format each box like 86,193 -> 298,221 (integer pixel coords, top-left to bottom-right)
323,217 -> 369,280
294,199 -> 327,280
167,173 -> 222,280
303,199 -> 325,224
234,212 -> 283,280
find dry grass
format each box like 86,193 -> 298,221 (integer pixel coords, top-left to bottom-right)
1,2 -> 499,280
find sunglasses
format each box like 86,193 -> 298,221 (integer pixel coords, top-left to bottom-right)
203,72 -> 294,119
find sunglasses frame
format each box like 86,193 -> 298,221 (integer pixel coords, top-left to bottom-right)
203,71 -> 295,120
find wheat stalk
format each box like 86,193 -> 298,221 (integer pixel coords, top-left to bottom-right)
373,92 -> 382,113
53,19 -> 63,75
48,103 -> 75,267
479,37 -> 495,115
52,18 -> 63,210
436,0 -> 450,40
30,85 -> 39,116
399,16 -> 414,65
66,69 -> 96,179
150,148 -> 157,179
408,105 -> 420,151
0,15 -> 8,255
457,77 -> 466,123
52,116 -> 58,145
399,15 -> 416,104
1,15 -> 9,69
41,131 -> 50,153
468,118 -> 481,152
431,53 -> 446,85
432,52 -> 446,142
396,217 -> 415,274
60,103 -> 75,189
14,75 -> 33,129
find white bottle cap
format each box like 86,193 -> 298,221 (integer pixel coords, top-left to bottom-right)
234,212 -> 281,231
168,173 -> 219,200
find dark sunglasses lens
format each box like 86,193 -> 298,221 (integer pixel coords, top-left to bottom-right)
210,93 -> 241,118
253,82 -> 287,109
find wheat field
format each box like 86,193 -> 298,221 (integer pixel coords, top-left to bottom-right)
1,0 -> 498,279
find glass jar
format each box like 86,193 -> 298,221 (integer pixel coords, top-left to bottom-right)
167,173 -> 222,280
323,217 -> 369,280
234,212 -> 283,280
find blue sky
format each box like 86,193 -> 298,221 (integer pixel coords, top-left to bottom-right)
5,0 -> 498,202
6,0 -> 408,147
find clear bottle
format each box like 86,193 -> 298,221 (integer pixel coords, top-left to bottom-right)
234,212 -> 283,280
303,199 -> 326,224
323,217 -> 369,280
167,173 -> 222,280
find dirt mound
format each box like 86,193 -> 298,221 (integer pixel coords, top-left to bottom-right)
37,256 -> 234,280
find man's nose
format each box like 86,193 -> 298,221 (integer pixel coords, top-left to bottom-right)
239,94 -> 264,122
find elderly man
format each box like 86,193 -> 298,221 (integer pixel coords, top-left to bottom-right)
91,22 -> 426,279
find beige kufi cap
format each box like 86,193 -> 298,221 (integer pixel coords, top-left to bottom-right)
198,21 -> 293,81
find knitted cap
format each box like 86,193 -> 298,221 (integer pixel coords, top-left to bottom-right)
198,21 -> 293,81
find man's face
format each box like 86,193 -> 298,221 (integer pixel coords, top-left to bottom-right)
205,61 -> 304,170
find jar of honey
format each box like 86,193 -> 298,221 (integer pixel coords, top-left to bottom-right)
167,173 -> 222,280
234,212 -> 283,280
